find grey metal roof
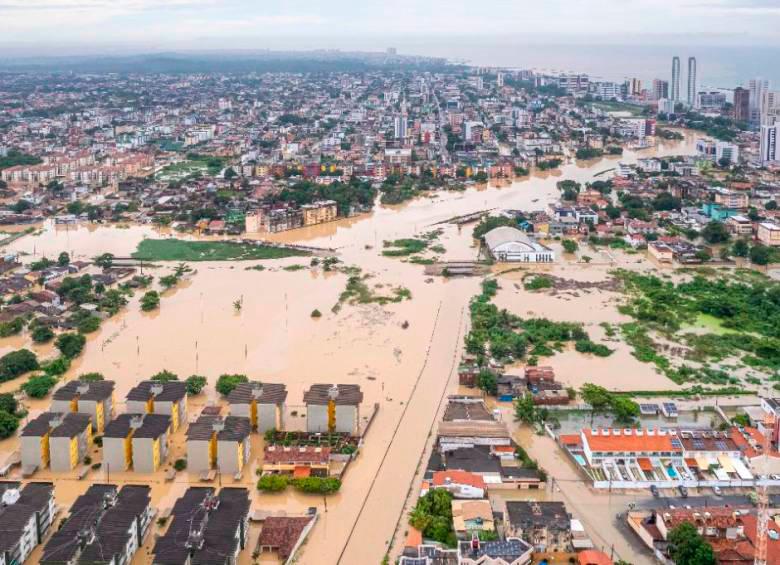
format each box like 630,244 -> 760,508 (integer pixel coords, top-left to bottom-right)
226,381 -> 287,405
303,384 -> 363,406
125,380 -> 186,402
0,482 -> 54,554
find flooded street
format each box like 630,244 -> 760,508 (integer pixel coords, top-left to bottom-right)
0,133 -> 699,564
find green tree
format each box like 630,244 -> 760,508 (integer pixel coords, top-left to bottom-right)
731,239 -> 749,257
55,333 -> 86,358
0,410 -> 19,439
749,244 -> 771,266
22,374 -> 57,398
701,221 -> 730,244
216,373 -> 248,396
514,393 -> 539,424
476,370 -> 497,395
0,349 -> 39,382
94,253 -> 115,269
140,291 -> 160,311
580,383 -> 612,413
668,522 -> 716,565
766,200 -> 778,211
409,489 -> 456,547
562,239 -> 578,253
0,393 -> 18,416
185,375 -> 207,395
31,325 -> 55,343
57,252 -> 70,266
159,274 -> 179,289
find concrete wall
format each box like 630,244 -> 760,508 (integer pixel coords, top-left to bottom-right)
126,400 -> 148,414
103,436 -> 128,471
306,404 -> 328,433
187,440 -> 211,474
77,400 -> 100,432
306,404 -> 357,434
20,436 -> 43,470
49,399 -> 72,414
258,404 -> 280,432
217,440 -> 241,475
49,436 -> 73,472
231,404 -> 250,419
132,437 -> 156,473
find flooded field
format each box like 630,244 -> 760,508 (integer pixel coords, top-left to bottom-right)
0,133 -> 700,564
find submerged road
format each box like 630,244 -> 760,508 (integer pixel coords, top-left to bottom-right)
334,292 -> 470,565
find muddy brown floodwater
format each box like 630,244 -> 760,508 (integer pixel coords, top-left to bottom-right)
0,133 -> 699,564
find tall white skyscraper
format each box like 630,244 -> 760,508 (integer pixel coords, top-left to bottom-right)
671,57 -> 681,102
749,78 -> 770,124
687,57 -> 697,108
760,123 -> 779,164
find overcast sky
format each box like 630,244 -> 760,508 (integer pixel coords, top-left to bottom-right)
1,0 -> 779,53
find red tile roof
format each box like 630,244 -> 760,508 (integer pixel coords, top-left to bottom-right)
257,517 -> 313,560
582,429 -> 680,453
431,470 -> 486,490
578,550 -> 613,565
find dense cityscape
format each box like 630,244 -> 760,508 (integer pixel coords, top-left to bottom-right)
0,32 -> 779,565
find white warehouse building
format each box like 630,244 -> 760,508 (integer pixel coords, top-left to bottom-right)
483,226 -> 555,263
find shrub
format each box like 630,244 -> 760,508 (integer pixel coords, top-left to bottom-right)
257,474 -> 289,492
140,291 -> 160,311
79,372 -> 105,382
311,309 -> 322,318
173,459 -> 187,472
22,374 -> 57,398
0,349 -> 39,382
562,239 -> 578,253
151,370 -> 179,382
291,476 -> 341,494
55,333 -> 86,359
575,340 -> 613,357
0,318 -> 24,337
216,374 -> 248,396
41,356 -> 70,377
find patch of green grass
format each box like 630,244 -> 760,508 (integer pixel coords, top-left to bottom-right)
333,271 -> 412,312
133,239 -> 309,262
382,238 -> 428,257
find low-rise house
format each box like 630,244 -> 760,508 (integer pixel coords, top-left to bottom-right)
457,537 -> 533,565
0,482 -> 55,565
303,384 -> 363,435
103,413 -> 172,473
186,415 -> 251,476
153,487 -> 250,565
422,470 -> 486,499
437,420 -> 511,451
757,222 -> 780,246
50,379 -> 115,433
483,226 -> 555,263
227,381 -> 287,432
505,501 -> 572,553
262,446 -> 331,477
726,214 -> 754,236
21,412 -> 92,473
125,380 -> 187,432
452,499 -> 494,537
256,514 -> 318,564
628,506 -> 780,563
41,484 -> 152,565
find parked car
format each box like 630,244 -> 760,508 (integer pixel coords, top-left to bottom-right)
678,485 -> 689,498
650,485 -> 659,498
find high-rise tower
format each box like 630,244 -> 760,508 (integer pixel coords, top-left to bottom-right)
687,57 -> 697,107
671,56 -> 681,102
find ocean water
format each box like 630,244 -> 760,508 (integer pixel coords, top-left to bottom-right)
393,39 -> 780,90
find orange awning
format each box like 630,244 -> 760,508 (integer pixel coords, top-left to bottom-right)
638,458 -> 653,471
685,458 -> 698,468
293,466 -> 311,478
